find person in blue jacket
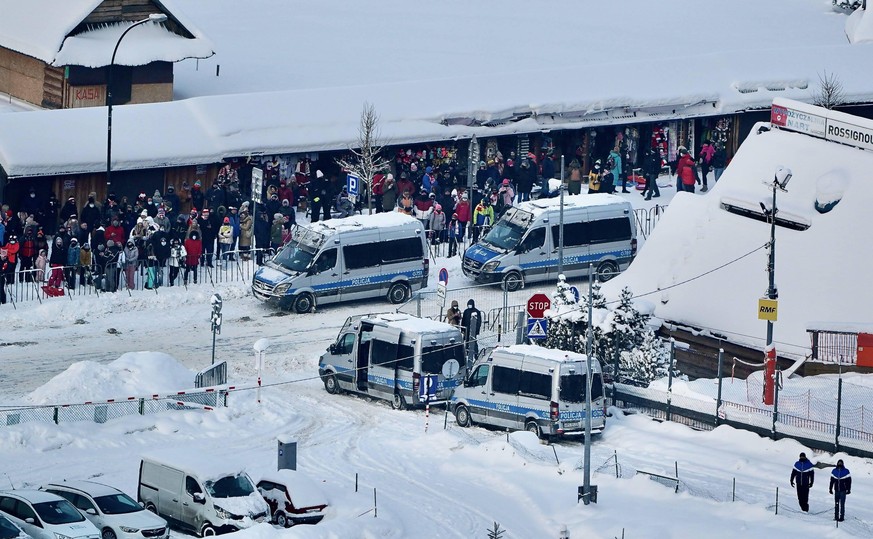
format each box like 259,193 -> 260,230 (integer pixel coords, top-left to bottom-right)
790,452 -> 815,512
829,459 -> 851,521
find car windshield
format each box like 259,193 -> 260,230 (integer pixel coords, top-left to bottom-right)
205,474 -> 256,499
94,493 -> 142,515
482,220 -> 526,251
0,516 -> 21,539
33,500 -> 85,525
271,241 -> 315,273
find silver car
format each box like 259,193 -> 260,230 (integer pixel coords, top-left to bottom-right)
0,490 -> 99,539
0,513 -> 30,539
41,482 -> 167,539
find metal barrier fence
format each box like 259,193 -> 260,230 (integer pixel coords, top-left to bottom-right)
633,204 -> 668,240
195,361 -> 228,388
2,248 -> 268,306
0,388 -> 227,428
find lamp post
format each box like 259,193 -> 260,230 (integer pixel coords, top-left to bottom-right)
106,13 -> 167,187
582,263 -> 595,505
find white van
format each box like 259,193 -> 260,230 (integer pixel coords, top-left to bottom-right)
318,313 -> 465,409
252,213 -> 430,313
462,194 -> 636,290
450,345 -> 606,439
137,455 -> 268,537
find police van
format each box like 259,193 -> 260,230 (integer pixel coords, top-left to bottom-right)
318,313 -> 465,409
251,213 -> 429,313
461,194 -> 636,291
450,344 -> 606,439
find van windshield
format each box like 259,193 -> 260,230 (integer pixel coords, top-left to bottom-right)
33,500 -> 85,525
205,474 -> 257,499
421,344 -> 465,374
482,220 -> 526,251
560,373 -> 604,403
272,240 -> 316,273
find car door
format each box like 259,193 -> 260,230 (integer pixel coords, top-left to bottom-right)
464,364 -> 491,424
516,227 -> 547,283
368,325 -> 403,397
4,499 -> 44,539
180,477 -> 203,531
339,242 -> 381,302
331,332 -> 357,386
308,248 -> 339,302
551,219 -> 590,279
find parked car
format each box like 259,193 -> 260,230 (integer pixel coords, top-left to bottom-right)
0,490 -> 100,539
256,471 -> 328,527
41,481 -> 168,539
0,513 -> 29,539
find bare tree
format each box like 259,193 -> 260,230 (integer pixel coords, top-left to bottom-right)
335,102 -> 391,214
812,70 -> 846,110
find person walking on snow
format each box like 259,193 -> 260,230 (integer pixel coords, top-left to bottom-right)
790,452 -> 815,512
829,459 -> 851,522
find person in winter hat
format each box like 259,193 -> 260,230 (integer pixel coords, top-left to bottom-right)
829,459 -> 851,522
191,181 -> 205,214
65,238 -> 81,290
790,452 -> 815,513
428,203 -> 446,245
446,299 -> 462,327
397,190 -> 414,215
35,248 -> 47,283
461,299 -> 482,361
498,178 -> 514,214
197,208 -> 217,267
183,230 -> 202,285
472,198 -> 494,243
270,213 -> 285,251
238,205 -> 253,261
121,240 -> 138,290
676,147 -> 697,194
447,212 -> 463,257
167,237 -> 187,287
697,139 -> 715,192
453,191 -> 471,238
588,160 -> 602,194
381,173 -> 397,213
218,216 -> 233,266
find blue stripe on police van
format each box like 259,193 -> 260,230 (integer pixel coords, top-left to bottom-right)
515,249 -> 631,271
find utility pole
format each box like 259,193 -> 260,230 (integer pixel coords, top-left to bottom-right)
558,155 -> 565,275
582,263 -> 594,505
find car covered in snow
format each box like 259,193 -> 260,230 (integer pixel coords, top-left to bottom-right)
256,470 -> 328,527
0,490 -> 100,539
41,480 -> 168,539
0,513 -> 29,539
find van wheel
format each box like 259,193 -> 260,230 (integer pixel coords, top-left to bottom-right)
596,261 -> 619,282
502,271 -> 523,292
102,529 -> 117,539
323,373 -> 340,394
391,393 -> 407,410
293,292 -> 314,314
274,511 -> 289,528
388,282 -> 410,304
145,503 -> 157,515
200,524 -> 217,537
525,420 -> 541,438
455,405 -> 472,427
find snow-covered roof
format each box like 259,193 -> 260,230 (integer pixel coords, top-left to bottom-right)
1,489 -> 66,504
309,212 -> 421,235
0,0 -> 213,66
141,451 -> 249,482
364,313 -> 460,335
500,344 -> 588,364
42,480 -> 122,498
605,101 -> 873,357
518,194 -> 630,217
257,470 -> 328,508
846,6 -> 873,43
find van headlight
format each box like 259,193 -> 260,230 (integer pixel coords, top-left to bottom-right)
482,261 -> 499,272
119,527 -> 140,533
214,505 -> 233,519
273,283 -> 291,295
54,534 -> 73,539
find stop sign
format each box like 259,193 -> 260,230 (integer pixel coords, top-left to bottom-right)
526,293 -> 551,318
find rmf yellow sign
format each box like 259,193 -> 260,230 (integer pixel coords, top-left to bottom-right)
758,299 -> 778,321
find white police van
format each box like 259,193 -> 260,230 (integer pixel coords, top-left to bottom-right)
450,344 -> 606,439
252,213 -> 429,313
462,194 -> 636,291
318,313 -> 465,409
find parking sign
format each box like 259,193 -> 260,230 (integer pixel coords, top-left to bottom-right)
347,173 -> 360,196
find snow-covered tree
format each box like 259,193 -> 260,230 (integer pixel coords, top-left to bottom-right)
552,274 -> 577,306
335,102 -> 391,213
813,70 -> 845,110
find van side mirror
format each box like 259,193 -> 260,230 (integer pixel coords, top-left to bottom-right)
329,344 -> 337,354
193,493 -> 206,504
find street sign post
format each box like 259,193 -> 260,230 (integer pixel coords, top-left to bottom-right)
438,267 -> 449,285
526,293 -> 551,319
526,318 -> 548,339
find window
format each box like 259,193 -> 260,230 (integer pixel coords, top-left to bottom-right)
371,339 -> 399,368
312,248 -> 337,274
14,501 -> 37,523
588,218 -> 632,244
0,498 -> 14,515
518,228 -> 546,254
421,344 -> 464,374
343,244 -> 380,269
33,500 -> 83,525
468,365 -> 489,387
0,514 -> 22,539
381,237 -> 424,264
396,344 -> 414,370
185,477 -> 202,496
518,371 -> 551,400
552,222 -> 589,248
561,373 -> 605,402
491,366 -> 520,395
335,333 -> 355,355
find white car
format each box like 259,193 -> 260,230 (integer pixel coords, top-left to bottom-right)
0,513 -> 30,539
0,490 -> 100,539
41,482 -> 168,539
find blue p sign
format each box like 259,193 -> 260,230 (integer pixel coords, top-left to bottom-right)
347,174 -> 360,196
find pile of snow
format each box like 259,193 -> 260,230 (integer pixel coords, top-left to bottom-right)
24,352 -> 195,404
847,6 -> 873,43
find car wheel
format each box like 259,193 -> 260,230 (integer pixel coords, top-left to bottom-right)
200,524 -> 217,537
293,292 -> 314,314
391,393 -> 406,410
275,511 -> 289,528
502,271 -> 523,292
455,405 -> 472,427
596,260 -> 620,282
323,373 -> 340,394
388,282 -> 410,304
525,420 -> 541,438
102,529 -> 117,539
145,503 -> 157,515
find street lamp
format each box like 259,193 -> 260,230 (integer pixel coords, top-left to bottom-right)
106,13 -> 167,186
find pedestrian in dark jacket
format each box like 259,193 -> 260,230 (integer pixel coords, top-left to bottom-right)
80,195 -> 101,231
461,299 -> 482,363
829,459 -> 851,521
309,170 -> 332,223
197,208 -> 217,267
206,183 -> 225,210
790,452 -> 815,512
642,149 -> 662,200
254,212 -> 271,264
59,196 -> 78,222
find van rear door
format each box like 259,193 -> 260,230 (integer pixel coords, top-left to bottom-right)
368,325 -> 403,396
557,361 -> 589,433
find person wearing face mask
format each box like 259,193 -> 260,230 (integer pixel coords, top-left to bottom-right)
22,187 -> 41,217
80,194 -> 101,231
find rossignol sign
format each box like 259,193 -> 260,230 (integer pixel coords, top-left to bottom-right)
771,98 -> 873,152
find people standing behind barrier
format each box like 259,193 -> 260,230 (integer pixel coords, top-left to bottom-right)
472,198 -> 494,243
309,170 -> 332,223
641,148 -> 662,201
168,238 -> 186,287
238,204 -> 253,261
462,299 -> 482,363
497,179 -> 514,215
19,228 -> 36,281
2,235 -> 18,284
0,250 -> 8,305
121,240 -> 138,290
454,191 -> 470,239
446,299 -> 462,327
65,238 -> 81,289
429,204 -> 446,245
829,459 -> 851,522
106,218 -> 125,246
35,248 -> 47,283
676,147 -> 697,194
78,243 -> 92,287
218,217 -> 233,266
447,214 -> 463,257
381,174 -> 397,213
270,213 -> 284,251
790,452 -> 815,512
198,208 -> 217,267
254,212 -> 271,264
588,160 -> 602,194
184,231 -> 202,285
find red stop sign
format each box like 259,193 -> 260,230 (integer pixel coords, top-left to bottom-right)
526,293 -> 551,318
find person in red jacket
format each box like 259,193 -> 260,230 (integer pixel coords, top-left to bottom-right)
105,218 -> 126,246
184,230 -> 203,285
676,147 -> 697,194
3,235 -> 19,285
453,191 -> 471,238
19,228 -> 36,282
